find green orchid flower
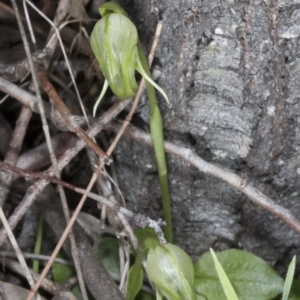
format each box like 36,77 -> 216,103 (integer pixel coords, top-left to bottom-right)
90,2 -> 173,243
146,243 -> 196,300
90,3 -> 169,116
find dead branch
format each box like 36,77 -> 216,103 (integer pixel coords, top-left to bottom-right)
0,74 -> 88,129
0,75 -> 51,117
106,122 -> 300,236
0,48 -> 50,82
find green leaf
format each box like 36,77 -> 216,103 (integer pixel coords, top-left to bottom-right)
282,256 -> 296,300
288,279 -> 300,300
72,285 -> 84,300
194,249 -> 284,300
210,248 -> 238,300
97,236 -> 120,274
127,265 -> 143,300
135,290 -> 155,300
135,228 -> 160,251
127,241 -> 145,300
52,253 -> 74,283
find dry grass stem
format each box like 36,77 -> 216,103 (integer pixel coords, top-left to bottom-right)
0,250 -> 72,265
0,208 -> 40,300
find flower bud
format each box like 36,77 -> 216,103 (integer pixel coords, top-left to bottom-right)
146,243 -> 196,300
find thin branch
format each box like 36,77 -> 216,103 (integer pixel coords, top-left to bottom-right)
0,160 -> 166,241
0,74 -> 87,129
0,48 -> 50,82
0,76 -> 51,117
88,150 -> 138,250
24,0 -> 90,124
37,188 -> 124,300
0,107 -> 32,292
107,122 -> 300,236
36,66 -> 110,163
15,133 -> 77,176
0,251 -> 72,265
0,106 -> 32,206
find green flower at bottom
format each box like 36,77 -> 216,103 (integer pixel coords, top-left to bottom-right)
146,243 -> 196,300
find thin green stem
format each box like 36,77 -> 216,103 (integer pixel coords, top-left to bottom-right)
137,43 -> 173,243
33,216 -> 43,273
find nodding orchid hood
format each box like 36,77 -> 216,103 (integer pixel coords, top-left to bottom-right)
90,13 -> 139,100
90,2 -> 169,117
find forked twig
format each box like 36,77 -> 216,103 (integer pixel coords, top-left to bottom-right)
27,21 -> 164,299
0,160 -> 166,238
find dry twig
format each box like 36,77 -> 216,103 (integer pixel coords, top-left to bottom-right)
107,122 -> 300,236
36,185 -> 124,300
0,160 -> 167,236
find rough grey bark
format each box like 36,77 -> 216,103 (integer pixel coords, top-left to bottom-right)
113,0 -> 300,273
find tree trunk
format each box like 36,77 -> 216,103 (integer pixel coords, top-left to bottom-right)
115,0 -> 300,273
